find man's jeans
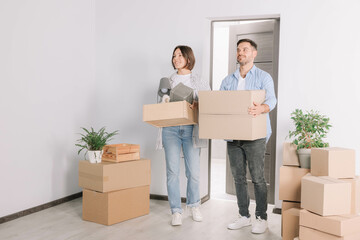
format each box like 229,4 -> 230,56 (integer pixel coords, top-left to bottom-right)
162,125 -> 201,214
227,138 -> 268,220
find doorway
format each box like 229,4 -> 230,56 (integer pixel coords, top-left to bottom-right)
209,18 -> 280,204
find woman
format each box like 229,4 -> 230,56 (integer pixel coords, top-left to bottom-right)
158,45 -> 210,226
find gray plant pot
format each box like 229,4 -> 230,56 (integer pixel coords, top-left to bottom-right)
297,148 -> 311,169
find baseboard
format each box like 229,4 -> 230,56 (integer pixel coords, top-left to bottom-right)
0,192 -> 82,224
150,194 -> 210,204
272,207 -> 281,214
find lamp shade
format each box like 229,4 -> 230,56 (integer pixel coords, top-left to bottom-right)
158,77 -> 171,97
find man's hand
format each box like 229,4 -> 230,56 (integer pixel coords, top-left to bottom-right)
248,102 -> 269,117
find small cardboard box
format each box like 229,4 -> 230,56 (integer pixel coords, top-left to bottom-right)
279,166 -> 310,201
300,209 -> 360,237
283,142 -> 300,166
82,186 -> 150,225
282,201 -> 301,236
282,208 -> 301,240
301,175 -> 351,216
102,144 -> 140,163
198,90 -> 266,140
311,147 -> 356,178
342,176 -> 360,214
299,225 -> 360,240
143,100 -> 197,127
79,159 -> 151,192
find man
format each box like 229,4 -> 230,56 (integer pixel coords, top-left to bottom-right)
220,39 -> 277,234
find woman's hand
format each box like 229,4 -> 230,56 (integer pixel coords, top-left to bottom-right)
190,101 -> 198,110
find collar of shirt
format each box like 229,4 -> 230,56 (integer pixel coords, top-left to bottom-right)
233,64 -> 257,80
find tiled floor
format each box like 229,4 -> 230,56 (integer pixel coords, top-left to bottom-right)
0,197 -> 281,240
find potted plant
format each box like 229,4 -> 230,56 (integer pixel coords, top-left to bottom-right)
288,109 -> 331,168
75,127 -> 119,163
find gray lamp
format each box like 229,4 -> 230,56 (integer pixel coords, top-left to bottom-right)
158,77 -> 171,97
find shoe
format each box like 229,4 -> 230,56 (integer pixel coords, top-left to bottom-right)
190,207 -> 203,222
227,215 -> 251,230
251,217 -> 268,234
171,212 -> 182,226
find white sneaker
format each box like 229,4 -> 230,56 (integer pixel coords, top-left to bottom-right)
251,217 -> 268,234
190,207 -> 203,222
171,212 -> 182,226
227,215 -> 251,230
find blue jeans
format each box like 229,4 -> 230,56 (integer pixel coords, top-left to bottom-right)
227,138 -> 268,220
162,125 -> 201,214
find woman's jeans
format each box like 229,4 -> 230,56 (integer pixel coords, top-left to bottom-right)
227,138 -> 268,220
162,125 -> 200,214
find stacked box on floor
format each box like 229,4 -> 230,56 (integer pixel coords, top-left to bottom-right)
102,143 -> 140,163
299,147 -> 360,239
79,144 -> 151,226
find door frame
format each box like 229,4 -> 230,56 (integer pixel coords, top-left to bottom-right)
208,15 -> 280,205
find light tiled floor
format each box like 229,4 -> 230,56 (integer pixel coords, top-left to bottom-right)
0,197 -> 281,240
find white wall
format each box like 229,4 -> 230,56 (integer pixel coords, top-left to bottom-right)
2,0 -> 360,217
0,0 -> 96,217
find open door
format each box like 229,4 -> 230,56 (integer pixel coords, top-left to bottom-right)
225,19 -> 280,204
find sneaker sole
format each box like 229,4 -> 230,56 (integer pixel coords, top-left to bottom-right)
227,222 -> 251,230
172,222 -> 182,226
251,228 -> 267,234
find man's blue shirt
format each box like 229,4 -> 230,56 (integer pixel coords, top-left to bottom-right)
220,65 -> 277,141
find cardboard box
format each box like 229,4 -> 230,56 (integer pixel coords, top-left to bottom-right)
342,176 -> 360,214
311,147 -> 355,178
198,90 -> 266,140
283,208 -> 301,240
79,159 -> 151,192
199,114 -> 266,140
283,142 -> 300,166
279,166 -> 310,201
300,209 -> 360,236
199,90 -> 265,114
282,201 -> 302,212
143,100 -> 197,127
102,144 -> 140,163
82,186 -> 150,225
282,201 -> 301,236
299,226 -> 360,240
301,175 -> 351,216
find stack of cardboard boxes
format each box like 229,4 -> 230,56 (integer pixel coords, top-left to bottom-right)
280,143 -> 309,240
79,144 -> 151,225
280,145 -> 360,240
299,147 -> 360,239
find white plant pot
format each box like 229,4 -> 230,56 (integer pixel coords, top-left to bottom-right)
297,148 -> 311,169
88,150 -> 103,164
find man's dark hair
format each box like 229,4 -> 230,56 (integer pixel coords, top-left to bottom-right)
237,39 -> 257,50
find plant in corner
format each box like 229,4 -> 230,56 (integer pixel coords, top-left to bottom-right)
287,109 -> 331,168
75,127 -> 119,163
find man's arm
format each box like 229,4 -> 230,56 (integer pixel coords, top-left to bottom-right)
248,73 -> 277,117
